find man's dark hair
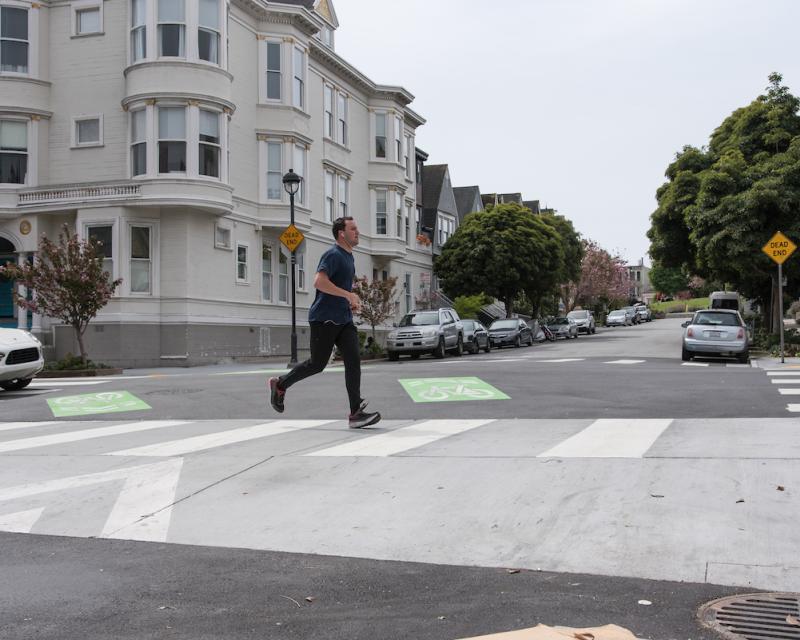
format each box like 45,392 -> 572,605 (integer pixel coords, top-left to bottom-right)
332,216 -> 354,240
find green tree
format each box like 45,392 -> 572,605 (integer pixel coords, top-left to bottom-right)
647,73 -> 800,331
0,224 -> 122,364
453,293 -> 491,320
434,203 -> 563,317
649,263 -> 689,296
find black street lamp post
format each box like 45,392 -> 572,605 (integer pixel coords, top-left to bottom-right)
282,168 -> 302,367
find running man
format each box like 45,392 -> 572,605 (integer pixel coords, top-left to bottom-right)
268,216 -> 381,429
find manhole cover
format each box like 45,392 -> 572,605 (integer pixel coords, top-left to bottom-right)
699,593 -> 800,640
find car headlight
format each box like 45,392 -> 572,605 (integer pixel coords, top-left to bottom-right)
422,327 -> 438,337
387,331 -> 397,340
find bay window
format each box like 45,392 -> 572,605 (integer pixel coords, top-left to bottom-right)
293,144 -> 306,205
198,0 -> 219,63
266,41 -> 281,100
404,135 -> 411,178
88,225 -> 113,276
199,109 -> 220,177
0,6 -> 28,73
266,141 -> 282,200
261,242 -> 273,301
338,175 -> 348,217
375,113 -> 386,158
278,250 -> 288,302
130,109 -> 147,176
236,243 -> 248,282
297,251 -> 305,290
130,0 -> 146,61
292,46 -> 305,109
337,92 -> 348,146
0,119 -> 27,184
323,84 -> 333,139
130,225 -> 152,294
376,189 -> 387,235
396,201 -> 402,239
324,170 -> 334,222
158,106 -> 186,174
157,0 -> 185,58
395,115 -> 402,163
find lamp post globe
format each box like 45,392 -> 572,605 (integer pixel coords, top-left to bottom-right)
282,168 -> 303,367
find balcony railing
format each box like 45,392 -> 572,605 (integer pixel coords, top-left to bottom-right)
18,184 -> 141,205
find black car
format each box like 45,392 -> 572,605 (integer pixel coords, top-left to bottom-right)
461,319 -> 491,354
488,318 -> 534,348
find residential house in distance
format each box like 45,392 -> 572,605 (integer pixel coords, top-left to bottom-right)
480,192 -> 523,209
627,259 -> 653,303
452,185 -> 483,224
0,0 -> 432,366
420,164 -> 458,297
522,199 -> 540,214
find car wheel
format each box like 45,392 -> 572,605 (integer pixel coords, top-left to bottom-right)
433,337 -> 446,359
681,347 -> 692,362
573,331 -> 578,338
484,341 -> 492,353
451,335 -> 464,357
411,353 -> 421,360
527,334 -> 534,346
737,352 -> 750,364
387,351 -> 399,361
591,326 -> 596,334
0,377 -> 33,391
514,336 -> 521,348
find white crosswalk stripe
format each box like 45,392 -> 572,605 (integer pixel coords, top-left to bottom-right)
0,421 -> 58,433
771,379 -> 800,384
538,419 -> 673,458
778,389 -> 800,395
604,359 -> 646,364
768,371 -> 800,375
682,362 -> 709,367
27,380 -> 110,388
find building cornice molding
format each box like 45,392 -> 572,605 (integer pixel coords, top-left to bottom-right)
0,106 -> 53,119
256,129 -> 313,147
321,158 -> 353,177
122,93 -> 236,113
123,60 -> 234,82
231,0 -> 323,36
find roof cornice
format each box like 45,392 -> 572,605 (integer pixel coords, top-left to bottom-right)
232,0 -> 323,36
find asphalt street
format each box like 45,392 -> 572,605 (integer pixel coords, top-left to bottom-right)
0,317 -> 798,640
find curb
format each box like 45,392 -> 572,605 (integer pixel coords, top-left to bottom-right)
36,368 -> 123,378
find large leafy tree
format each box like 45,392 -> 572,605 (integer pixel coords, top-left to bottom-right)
647,73 -> 800,331
540,212 -> 584,311
434,203 -> 563,317
649,262 -> 689,297
1,224 -> 122,364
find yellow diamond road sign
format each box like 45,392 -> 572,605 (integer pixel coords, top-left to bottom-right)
280,224 -> 304,252
762,231 -> 797,265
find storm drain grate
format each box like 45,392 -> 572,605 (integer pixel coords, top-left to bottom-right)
699,593 -> 800,640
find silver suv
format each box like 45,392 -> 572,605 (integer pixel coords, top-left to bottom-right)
386,308 -> 464,360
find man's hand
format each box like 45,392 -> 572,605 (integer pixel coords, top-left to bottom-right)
347,292 -> 362,312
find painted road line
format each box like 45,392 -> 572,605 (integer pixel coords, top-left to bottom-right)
786,404 -> 800,412
778,389 -> 800,395
306,419 -> 495,457
681,362 -> 709,367
0,420 -> 190,453
604,359 -> 646,365
767,371 -> 800,376
0,421 -> 58,433
726,364 -> 751,368
214,367 -> 345,376
770,379 -> 800,384
536,358 -> 585,363
0,507 -> 45,533
29,380 -> 110,388
537,418 -> 673,458
105,419 -> 335,457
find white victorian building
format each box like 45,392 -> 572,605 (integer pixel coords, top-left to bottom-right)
0,0 -> 431,366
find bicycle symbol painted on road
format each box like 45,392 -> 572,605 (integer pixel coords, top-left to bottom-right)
47,391 -> 151,417
399,377 -> 510,403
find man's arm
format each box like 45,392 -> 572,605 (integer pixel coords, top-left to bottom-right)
314,271 -> 361,311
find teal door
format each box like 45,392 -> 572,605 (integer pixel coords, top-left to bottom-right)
0,255 -> 15,322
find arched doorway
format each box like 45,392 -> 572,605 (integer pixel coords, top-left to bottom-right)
0,237 -> 17,328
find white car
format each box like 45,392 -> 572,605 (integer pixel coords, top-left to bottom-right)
0,328 -> 44,391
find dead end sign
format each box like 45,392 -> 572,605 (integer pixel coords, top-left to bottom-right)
762,231 -> 797,265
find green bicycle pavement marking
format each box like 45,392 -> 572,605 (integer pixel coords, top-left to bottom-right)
398,377 -> 510,403
47,391 -> 152,417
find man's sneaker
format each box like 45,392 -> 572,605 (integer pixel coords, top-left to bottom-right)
268,377 -> 285,413
348,410 -> 381,429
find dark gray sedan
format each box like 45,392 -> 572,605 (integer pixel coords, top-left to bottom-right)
461,319 -> 491,354
547,317 -> 579,339
488,318 -> 534,348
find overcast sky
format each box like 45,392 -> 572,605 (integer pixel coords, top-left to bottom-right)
332,0 -> 800,265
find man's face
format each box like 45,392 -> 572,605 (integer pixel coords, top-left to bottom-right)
341,219 -> 359,246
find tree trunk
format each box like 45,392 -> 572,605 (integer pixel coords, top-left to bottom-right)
75,326 -> 88,365
504,295 -> 514,318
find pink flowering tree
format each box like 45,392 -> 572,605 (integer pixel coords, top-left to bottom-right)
352,275 -> 398,343
0,224 -> 122,364
563,239 -> 631,311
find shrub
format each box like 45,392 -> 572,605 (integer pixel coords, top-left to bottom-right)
44,353 -> 112,371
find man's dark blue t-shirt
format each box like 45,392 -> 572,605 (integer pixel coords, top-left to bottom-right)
308,244 -> 355,324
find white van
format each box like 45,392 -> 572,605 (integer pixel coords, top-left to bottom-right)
710,291 -> 740,311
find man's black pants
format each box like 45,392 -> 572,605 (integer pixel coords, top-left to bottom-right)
279,321 -> 361,414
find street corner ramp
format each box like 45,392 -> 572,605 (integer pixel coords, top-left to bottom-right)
698,592 -> 800,640
457,623 -> 640,640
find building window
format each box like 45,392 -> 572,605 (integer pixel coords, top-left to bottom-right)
337,92 -> 348,146
130,110 -> 146,176
338,175 -> 348,217
130,225 -> 152,294
88,225 -> 113,276
0,119 -> 27,184
395,115 -> 402,163
278,250 -> 288,302
296,251 -> 305,290
130,0 -> 146,61
198,0 -> 219,63
375,113 -> 386,158
215,224 -> 231,250
396,201 -> 403,240
404,273 -> 411,313
73,115 -> 102,147
236,243 -> 248,282
261,242 -> 272,300
158,0 -> 185,58
376,189 -> 387,235
323,84 -> 333,139
324,170 -> 334,223
0,6 -> 28,73
415,206 -> 421,235
292,46 -> 305,109
199,109 -> 220,177
404,135 -> 411,178
293,144 -> 306,205
405,203 -> 412,244
266,41 -> 281,100
158,107 -> 186,173
75,5 -> 102,36
266,141 -> 282,200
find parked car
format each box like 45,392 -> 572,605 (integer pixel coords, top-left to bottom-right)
547,317 -> 579,339
386,308 -> 463,360
488,318 -> 533,348
605,309 -> 631,327
681,309 -> 749,363
566,309 -> 595,334
634,304 -> 652,322
461,319 -> 491,354
623,306 -> 641,324
0,329 -> 44,391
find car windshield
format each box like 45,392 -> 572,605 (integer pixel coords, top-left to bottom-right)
400,312 -> 439,326
490,320 -> 518,330
694,312 -> 741,327
550,318 -> 569,325
461,320 -> 475,329
568,311 -> 588,319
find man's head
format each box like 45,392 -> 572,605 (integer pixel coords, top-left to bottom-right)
332,216 -> 359,250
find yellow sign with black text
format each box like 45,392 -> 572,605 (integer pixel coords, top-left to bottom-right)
762,231 -> 797,265
280,224 -> 305,253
